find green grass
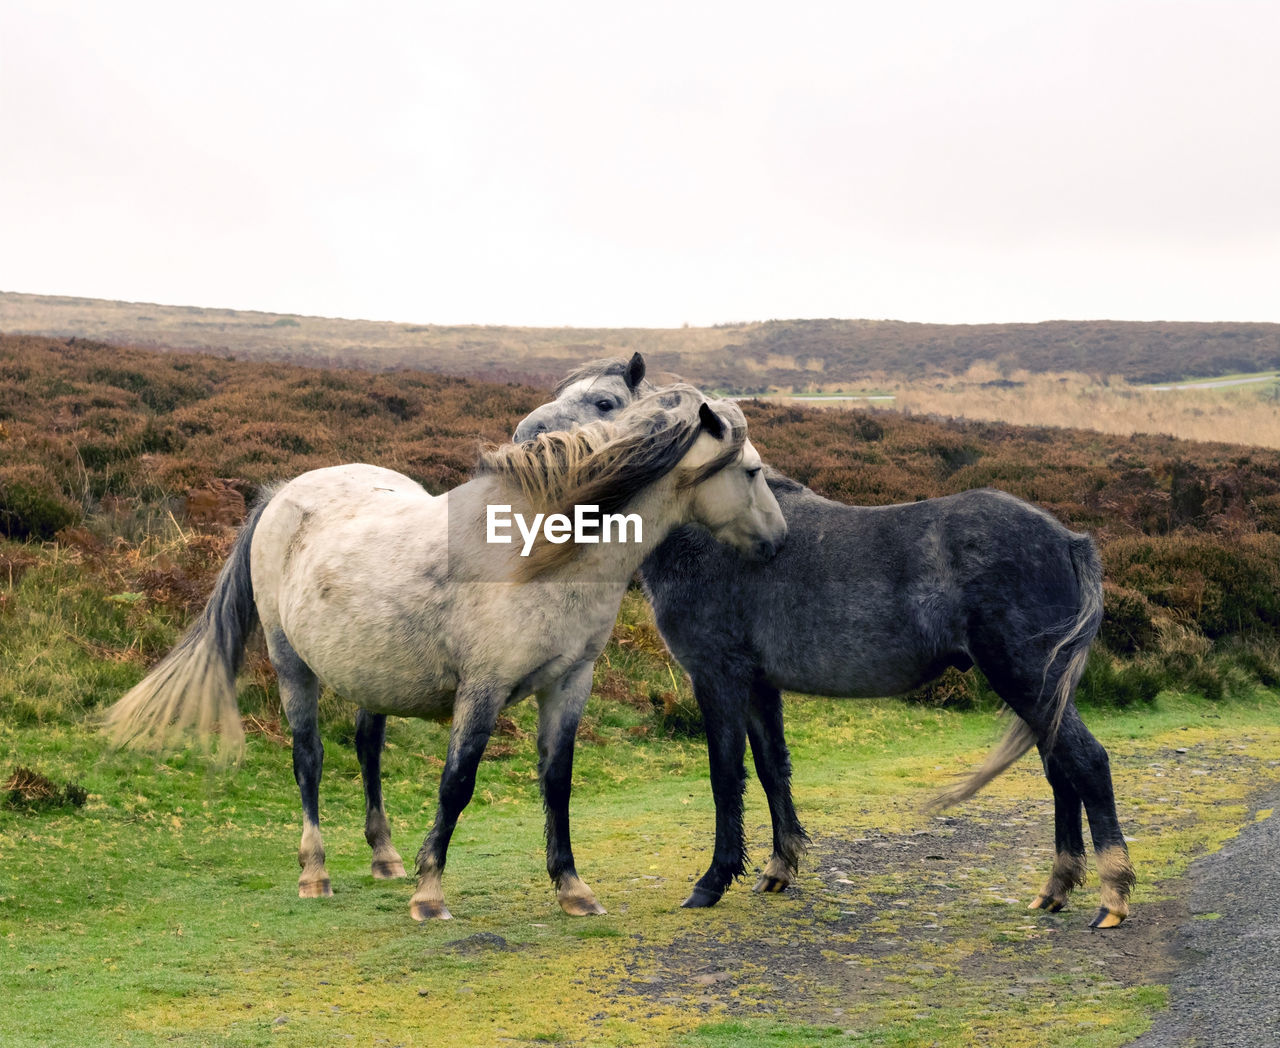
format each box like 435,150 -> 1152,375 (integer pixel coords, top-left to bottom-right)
6,540 -> 1280,1046
681,1022 -> 848,1047
5,691 -> 1280,1046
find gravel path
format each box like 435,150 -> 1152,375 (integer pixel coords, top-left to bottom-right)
1126,785 -> 1280,1047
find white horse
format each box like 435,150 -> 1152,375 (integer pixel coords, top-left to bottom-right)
105,385 -> 787,921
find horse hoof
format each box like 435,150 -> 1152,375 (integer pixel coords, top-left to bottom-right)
753,874 -> 790,894
298,879 -> 332,899
411,898 -> 453,921
681,886 -> 724,909
1028,894 -> 1066,913
1089,907 -> 1126,929
560,895 -> 607,917
372,860 -> 407,879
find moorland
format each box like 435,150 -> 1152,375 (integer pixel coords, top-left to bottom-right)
3,332 -> 1278,705
3,327 -> 1280,1047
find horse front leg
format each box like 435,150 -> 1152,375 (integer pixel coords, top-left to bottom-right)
537,661 -> 606,916
683,668 -> 750,908
747,675 -> 809,894
355,709 -> 406,879
410,682 -> 503,921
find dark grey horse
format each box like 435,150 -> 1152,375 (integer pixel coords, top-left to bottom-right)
514,354 -> 1136,929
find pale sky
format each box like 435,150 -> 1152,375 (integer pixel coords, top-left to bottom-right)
2,1 -> 1277,329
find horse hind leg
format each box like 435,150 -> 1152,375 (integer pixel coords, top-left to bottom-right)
1057,710 -> 1136,927
1029,743 -> 1089,913
270,632 -> 331,898
355,709 -> 406,879
1094,843 -> 1138,929
537,662 -> 606,916
747,676 -> 809,895
1027,703 -> 1134,927
982,654 -> 1134,927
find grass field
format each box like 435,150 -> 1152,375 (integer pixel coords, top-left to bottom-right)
5,583 -> 1280,1048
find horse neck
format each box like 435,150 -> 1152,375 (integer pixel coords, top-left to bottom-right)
454,472 -> 692,585
639,523 -> 715,585
541,473 -> 692,584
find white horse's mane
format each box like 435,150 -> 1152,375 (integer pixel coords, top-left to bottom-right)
478,385 -> 746,575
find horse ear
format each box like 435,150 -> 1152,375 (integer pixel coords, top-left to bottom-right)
698,401 -> 726,439
625,352 -> 646,389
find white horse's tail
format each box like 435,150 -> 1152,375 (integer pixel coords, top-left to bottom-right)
103,498 -> 269,757
930,532 -> 1103,810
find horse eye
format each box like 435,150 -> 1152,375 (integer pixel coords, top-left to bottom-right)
595,400 -> 615,412
746,467 -> 761,480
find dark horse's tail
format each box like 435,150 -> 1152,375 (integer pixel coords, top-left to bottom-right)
102,497 -> 271,758
932,533 -> 1103,809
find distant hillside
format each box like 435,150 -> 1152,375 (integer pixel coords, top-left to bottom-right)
728,318 -> 1280,388
3,290 -> 1279,389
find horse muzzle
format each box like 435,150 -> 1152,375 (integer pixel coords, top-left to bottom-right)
513,405 -> 573,442
745,532 -> 785,563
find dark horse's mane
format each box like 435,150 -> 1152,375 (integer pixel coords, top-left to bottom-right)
764,467 -> 805,494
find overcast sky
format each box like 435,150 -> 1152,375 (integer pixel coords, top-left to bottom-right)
2,1 -> 1277,329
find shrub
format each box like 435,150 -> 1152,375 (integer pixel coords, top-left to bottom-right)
650,687 -> 704,737
0,465 -> 80,539
1182,661 -> 1226,703
1104,533 -> 1280,640
1221,639 -> 1280,689
1078,651 -> 1166,708
1100,583 -> 1160,655
903,666 -> 998,710
4,766 -> 88,811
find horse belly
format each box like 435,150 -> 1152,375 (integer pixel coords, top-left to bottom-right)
780,658 -> 943,700
255,480 -> 462,715
288,614 -> 459,717
272,563 -> 462,717
758,607 -> 957,699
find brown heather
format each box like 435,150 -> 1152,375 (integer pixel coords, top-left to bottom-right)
0,334 -> 542,541
3,333 -> 1280,703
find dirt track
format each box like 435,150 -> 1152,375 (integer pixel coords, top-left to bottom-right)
620,807 -> 1185,1030
590,744 -> 1280,1042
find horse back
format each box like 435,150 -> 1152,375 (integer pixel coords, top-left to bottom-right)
643,483 -> 1098,698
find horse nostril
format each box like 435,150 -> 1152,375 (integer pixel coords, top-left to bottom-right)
513,421 -> 548,442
